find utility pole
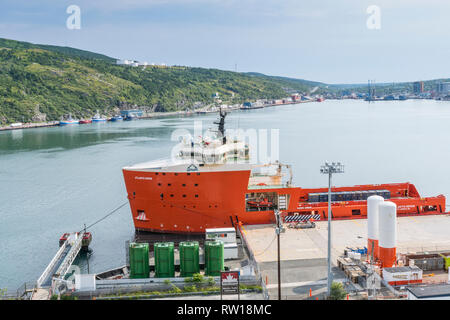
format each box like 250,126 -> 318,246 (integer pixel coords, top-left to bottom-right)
274,209 -> 285,300
320,162 -> 344,298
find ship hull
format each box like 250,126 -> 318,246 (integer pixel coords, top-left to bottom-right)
123,164 -> 447,234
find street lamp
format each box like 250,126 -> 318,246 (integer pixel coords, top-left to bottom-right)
274,210 -> 285,300
320,161 -> 344,298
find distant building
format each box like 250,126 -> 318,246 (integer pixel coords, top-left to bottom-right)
117,59 -> 150,67
116,59 -> 133,65
407,284 -> 450,300
413,81 -> 424,94
437,82 -> 450,94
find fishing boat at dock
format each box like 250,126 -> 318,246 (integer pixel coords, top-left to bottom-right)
59,114 -> 79,125
110,115 -> 123,121
92,111 -> 107,122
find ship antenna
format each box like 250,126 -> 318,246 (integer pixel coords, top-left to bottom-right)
214,107 -> 227,145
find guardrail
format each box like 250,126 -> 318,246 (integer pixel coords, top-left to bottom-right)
37,241 -> 69,288
54,234 -> 83,278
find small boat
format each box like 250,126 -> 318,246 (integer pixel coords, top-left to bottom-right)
92,110 -> 107,122
110,115 -> 123,122
124,115 -> 136,121
59,114 -> 79,125
79,119 -> 92,124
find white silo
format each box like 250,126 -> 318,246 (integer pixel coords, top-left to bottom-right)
367,195 -> 384,261
378,201 -> 397,268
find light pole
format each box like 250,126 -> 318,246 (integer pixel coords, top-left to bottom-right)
320,161 -> 344,298
275,209 -> 284,300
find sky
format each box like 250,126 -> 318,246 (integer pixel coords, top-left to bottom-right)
0,0 -> 449,84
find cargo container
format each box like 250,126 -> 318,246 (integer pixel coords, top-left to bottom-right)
129,242 -> 149,279
179,241 -> 200,277
154,242 -> 175,278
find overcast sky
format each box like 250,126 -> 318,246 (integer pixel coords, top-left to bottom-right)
1,0 -> 449,84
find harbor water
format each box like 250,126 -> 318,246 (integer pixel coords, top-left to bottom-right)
1,99 -> 450,291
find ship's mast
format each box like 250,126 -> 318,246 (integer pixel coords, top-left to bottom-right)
214,107 -> 227,145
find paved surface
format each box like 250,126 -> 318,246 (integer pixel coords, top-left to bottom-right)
243,215 -> 450,299
244,215 -> 450,263
31,288 -> 51,300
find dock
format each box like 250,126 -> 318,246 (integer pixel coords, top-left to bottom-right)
239,214 -> 450,299
0,121 -> 59,131
31,232 -> 90,300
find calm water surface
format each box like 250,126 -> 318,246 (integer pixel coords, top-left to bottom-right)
1,99 -> 450,291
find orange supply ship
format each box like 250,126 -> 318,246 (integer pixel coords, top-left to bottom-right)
122,111 -> 447,234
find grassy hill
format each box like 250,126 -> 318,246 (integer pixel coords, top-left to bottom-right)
0,38 -> 319,124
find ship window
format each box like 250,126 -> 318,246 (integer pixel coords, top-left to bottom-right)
170,194 -> 174,197
195,194 -> 199,198
155,173 -> 159,175
162,173 -> 166,176
182,184 -> 186,187
168,183 -> 171,186
183,194 -> 187,198
194,184 -> 198,187
352,209 -> 361,216
158,183 -> 161,186
175,173 -> 178,176
196,173 -> 200,176
187,173 -> 191,176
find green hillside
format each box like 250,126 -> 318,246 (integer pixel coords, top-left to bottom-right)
0,38 -> 317,124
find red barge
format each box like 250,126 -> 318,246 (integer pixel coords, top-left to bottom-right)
122,111 -> 447,234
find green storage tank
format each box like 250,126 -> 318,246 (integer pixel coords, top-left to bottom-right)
180,241 -> 200,277
154,242 -> 175,278
205,240 -> 224,276
129,242 -> 149,279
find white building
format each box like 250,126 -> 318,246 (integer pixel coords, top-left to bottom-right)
407,284 -> 450,300
437,82 -> 450,94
